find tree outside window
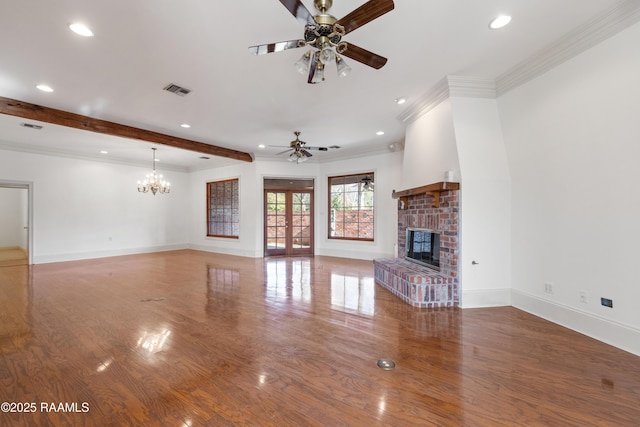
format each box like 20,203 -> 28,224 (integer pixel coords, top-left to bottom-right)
328,173 -> 374,241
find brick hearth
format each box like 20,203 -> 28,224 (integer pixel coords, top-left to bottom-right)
374,183 -> 460,308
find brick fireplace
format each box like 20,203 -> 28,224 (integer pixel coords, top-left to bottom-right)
374,182 -> 460,308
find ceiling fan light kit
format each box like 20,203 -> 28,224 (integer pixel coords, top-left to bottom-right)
249,0 -> 394,84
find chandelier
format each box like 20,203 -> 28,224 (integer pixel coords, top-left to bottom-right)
137,148 -> 170,195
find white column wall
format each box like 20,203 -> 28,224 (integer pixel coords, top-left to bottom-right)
449,97 -> 512,307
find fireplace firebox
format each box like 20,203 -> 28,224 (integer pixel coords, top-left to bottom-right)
405,228 -> 440,271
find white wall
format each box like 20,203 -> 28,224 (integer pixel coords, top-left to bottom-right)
0,149 -> 189,263
19,187 -> 28,250
401,99 -> 460,190
316,151 -> 403,260
189,152 -> 402,260
499,21 -> 640,355
188,159 -> 318,258
450,97 -> 512,307
0,187 -> 25,248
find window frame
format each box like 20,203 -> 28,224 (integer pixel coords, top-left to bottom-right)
327,172 -> 375,242
206,178 -> 240,239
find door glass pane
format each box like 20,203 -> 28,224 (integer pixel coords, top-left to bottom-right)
292,192 -> 311,249
266,191 -> 286,251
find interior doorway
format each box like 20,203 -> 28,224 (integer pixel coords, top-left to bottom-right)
264,179 -> 314,257
0,182 -> 32,266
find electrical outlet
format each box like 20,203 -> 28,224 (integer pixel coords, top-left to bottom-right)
601,298 -> 613,308
544,282 -> 553,294
579,291 -> 588,304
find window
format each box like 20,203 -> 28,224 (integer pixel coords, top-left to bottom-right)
207,178 -> 239,238
328,173 -> 374,241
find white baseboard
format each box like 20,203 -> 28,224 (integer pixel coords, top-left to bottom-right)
460,288 -> 512,308
33,244 -> 189,264
188,244 -> 260,258
512,289 -> 640,357
316,248 -> 393,261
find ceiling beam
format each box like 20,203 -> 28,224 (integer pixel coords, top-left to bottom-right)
0,96 -> 254,163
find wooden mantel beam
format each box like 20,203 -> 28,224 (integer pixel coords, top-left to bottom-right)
0,96 -> 254,163
391,181 -> 459,199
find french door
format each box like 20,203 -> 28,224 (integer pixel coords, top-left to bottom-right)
264,190 -> 313,257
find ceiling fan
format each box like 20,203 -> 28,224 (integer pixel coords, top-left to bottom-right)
248,0 -> 394,83
273,131 -> 340,163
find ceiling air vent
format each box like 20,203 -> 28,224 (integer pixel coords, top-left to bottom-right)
21,123 -> 43,130
163,83 -> 191,96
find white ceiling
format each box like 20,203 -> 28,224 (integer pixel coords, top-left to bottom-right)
0,0 -> 628,171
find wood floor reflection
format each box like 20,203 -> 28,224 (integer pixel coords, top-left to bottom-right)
0,247 -> 27,267
0,250 -> 639,426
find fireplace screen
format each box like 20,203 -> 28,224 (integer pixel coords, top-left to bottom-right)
406,228 -> 440,270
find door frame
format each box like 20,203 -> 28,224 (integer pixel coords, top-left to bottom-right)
0,180 -> 34,265
263,183 -> 315,257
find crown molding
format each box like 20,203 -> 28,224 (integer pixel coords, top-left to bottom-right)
398,1 -> 640,123
496,0 -> 640,95
0,140 -> 190,172
397,78 -> 450,124
397,76 -> 495,124
447,76 -> 496,98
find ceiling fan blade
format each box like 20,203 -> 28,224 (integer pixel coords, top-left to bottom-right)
301,149 -> 313,157
278,0 -> 317,26
276,148 -> 294,155
306,146 -> 329,151
339,42 -> 387,69
248,40 -> 306,55
335,0 -> 394,35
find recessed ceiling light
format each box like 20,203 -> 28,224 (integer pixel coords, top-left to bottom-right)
376,131 -> 385,136
489,15 -> 512,30
36,84 -> 54,92
395,97 -> 406,105
69,23 -> 94,37
258,144 -> 266,149
180,123 -> 191,128
100,150 -> 108,154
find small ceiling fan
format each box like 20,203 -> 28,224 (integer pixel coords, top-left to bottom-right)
272,131 -> 340,163
248,0 -> 394,83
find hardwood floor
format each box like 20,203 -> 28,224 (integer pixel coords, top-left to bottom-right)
0,247 -> 27,267
0,250 -> 638,426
